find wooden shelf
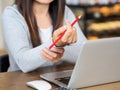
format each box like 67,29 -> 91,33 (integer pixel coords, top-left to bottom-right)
67,3 -> 120,8
67,3 -> 120,38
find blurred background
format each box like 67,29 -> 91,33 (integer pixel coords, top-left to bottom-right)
0,0 -> 120,50
0,0 -> 14,50
66,0 -> 120,40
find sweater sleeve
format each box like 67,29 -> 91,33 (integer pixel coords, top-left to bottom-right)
2,7 -> 53,73
64,6 -> 87,46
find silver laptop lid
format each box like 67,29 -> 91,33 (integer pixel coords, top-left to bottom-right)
68,37 -> 120,88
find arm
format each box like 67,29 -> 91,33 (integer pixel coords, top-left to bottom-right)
2,7 -> 53,73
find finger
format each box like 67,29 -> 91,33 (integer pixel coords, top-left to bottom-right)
66,27 -> 76,44
53,53 -> 63,62
41,50 -> 53,61
41,50 -> 63,62
68,27 -> 75,44
71,27 -> 77,43
43,48 -> 57,58
41,49 -> 59,62
62,21 -> 72,43
51,47 -> 64,54
72,27 -> 77,43
73,34 -> 77,43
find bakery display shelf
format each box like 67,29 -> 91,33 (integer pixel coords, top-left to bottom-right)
67,3 -> 120,39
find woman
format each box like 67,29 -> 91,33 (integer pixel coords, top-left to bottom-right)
2,0 -> 87,73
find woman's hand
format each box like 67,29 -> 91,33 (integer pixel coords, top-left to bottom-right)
41,47 -> 64,62
53,20 -> 77,47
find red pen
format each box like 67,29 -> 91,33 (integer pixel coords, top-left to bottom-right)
49,15 -> 82,49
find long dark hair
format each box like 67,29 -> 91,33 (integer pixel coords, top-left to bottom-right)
14,0 -> 65,47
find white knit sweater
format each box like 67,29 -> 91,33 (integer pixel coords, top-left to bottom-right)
2,5 -> 87,73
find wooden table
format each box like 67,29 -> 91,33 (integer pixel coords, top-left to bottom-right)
0,62 -> 120,90
0,50 -> 8,56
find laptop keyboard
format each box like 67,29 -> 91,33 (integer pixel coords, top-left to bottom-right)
55,77 -> 70,85
56,87 -> 78,90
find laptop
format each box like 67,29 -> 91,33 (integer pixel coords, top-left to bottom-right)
40,37 -> 120,89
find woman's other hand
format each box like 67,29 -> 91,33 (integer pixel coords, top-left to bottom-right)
41,47 -> 64,62
53,20 -> 77,47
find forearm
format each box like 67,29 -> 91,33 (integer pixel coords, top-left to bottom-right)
13,40 -> 52,73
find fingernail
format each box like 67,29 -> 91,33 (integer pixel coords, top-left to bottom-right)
64,25 -> 66,29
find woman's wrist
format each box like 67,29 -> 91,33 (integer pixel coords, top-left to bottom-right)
52,38 -> 66,47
